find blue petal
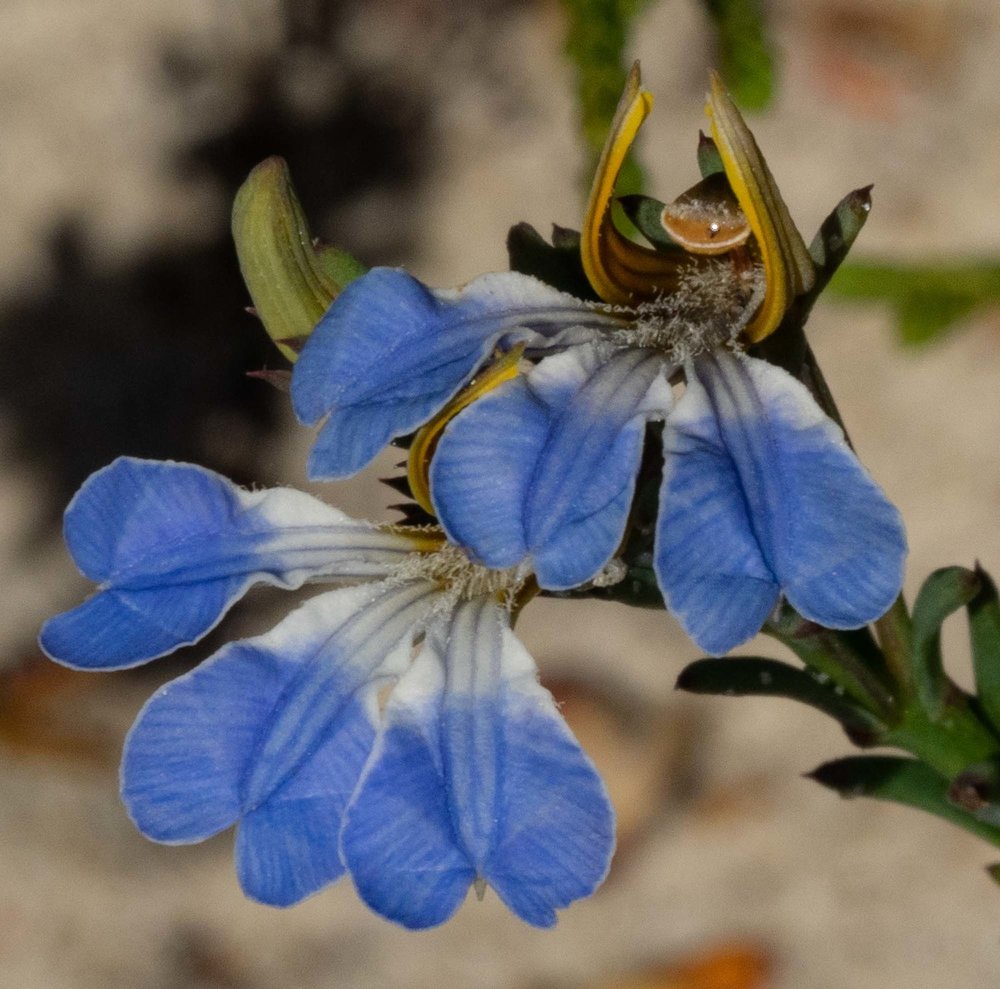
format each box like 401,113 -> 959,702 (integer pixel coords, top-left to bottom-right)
40,457 -> 417,669
656,352 -> 906,653
432,346 -> 671,589
291,269 -> 617,480
341,599 -> 614,929
122,580 -> 436,905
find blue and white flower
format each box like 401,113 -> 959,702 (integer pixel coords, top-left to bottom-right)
286,67 -> 907,655
41,457 -> 614,929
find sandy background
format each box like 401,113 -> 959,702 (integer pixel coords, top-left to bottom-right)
1,0 -> 999,987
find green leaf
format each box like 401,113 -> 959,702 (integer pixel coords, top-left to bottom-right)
910,566 -> 981,718
677,657 -> 884,744
702,0 -> 776,111
808,756 -> 1000,847
506,223 -> 600,300
970,565 -> 1000,732
828,261 -> 1000,346
232,156 -> 366,361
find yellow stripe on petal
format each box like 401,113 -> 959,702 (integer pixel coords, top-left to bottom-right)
582,63 -> 687,305
705,72 -> 815,342
407,344 -> 526,516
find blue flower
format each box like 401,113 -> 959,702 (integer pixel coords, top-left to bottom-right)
431,344 -> 906,654
285,67 -> 906,655
41,457 -> 614,928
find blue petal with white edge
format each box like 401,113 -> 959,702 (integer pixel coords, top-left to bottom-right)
341,597 -> 615,929
432,344 -> 672,589
656,351 -> 906,653
291,268 -> 618,480
40,457 -> 419,670
123,580 -> 435,906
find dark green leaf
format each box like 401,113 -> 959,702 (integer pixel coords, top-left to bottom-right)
808,756 -> 1000,847
911,566 -> 981,718
677,657 -> 884,744
970,565 -> 1000,732
506,223 -> 599,300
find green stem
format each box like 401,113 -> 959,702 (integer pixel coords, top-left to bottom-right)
874,594 -> 915,702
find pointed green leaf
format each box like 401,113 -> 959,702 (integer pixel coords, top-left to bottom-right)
677,657 -> 884,744
806,186 -> 872,290
809,756 -> 1000,847
697,132 -> 725,178
232,156 -> 366,362
911,566 -> 981,718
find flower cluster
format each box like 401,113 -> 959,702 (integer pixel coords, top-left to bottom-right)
41,65 -> 905,928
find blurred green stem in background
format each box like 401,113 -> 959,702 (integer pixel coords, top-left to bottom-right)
829,260 -> 1000,345
702,0 -> 776,110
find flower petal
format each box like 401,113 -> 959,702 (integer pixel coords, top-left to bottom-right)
40,457 -> 420,669
291,268 -> 617,480
341,598 -> 614,929
432,345 -> 672,589
122,580 -> 435,905
657,351 -> 906,652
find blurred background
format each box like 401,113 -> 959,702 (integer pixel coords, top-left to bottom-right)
1,0 -> 999,986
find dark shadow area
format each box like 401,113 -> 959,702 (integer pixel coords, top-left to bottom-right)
0,0 -> 429,537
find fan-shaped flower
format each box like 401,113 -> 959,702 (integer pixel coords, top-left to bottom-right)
288,66 -> 906,654
41,457 -> 613,928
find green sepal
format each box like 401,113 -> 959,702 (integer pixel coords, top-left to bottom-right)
506,223 -> 600,301
616,195 -> 679,251
677,656 -> 884,745
910,566 -> 981,718
232,156 -> 367,362
969,565 -> 1000,732
697,132 -> 725,178
808,755 -> 1000,847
